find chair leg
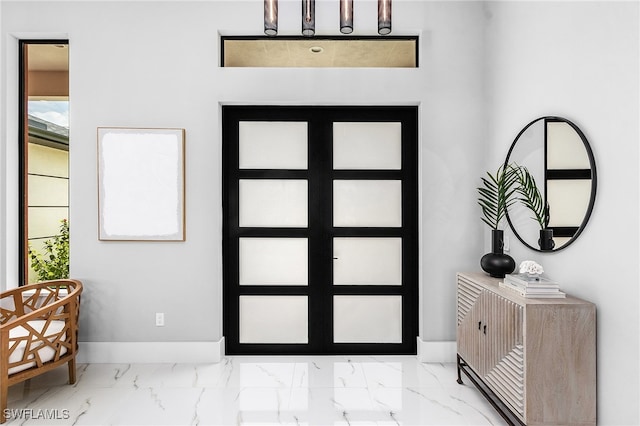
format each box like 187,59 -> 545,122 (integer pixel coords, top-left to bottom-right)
1,380 -> 7,424
67,358 -> 76,385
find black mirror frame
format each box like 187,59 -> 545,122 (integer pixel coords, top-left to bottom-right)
504,116 -> 597,252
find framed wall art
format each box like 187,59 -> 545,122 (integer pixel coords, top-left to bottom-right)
97,127 -> 185,241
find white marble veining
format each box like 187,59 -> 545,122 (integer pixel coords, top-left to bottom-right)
5,357 -> 506,425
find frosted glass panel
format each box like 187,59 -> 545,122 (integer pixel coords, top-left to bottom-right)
333,180 -> 402,227
547,122 -> 590,169
240,238 -> 308,285
239,179 -> 308,227
333,238 -> 402,285
239,121 -> 308,170
240,296 -> 308,343
334,296 -> 402,343
553,236 -> 572,247
333,122 -> 401,170
547,180 -> 592,227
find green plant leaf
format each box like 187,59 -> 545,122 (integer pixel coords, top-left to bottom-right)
477,164 -> 519,230
514,166 -> 548,229
27,219 -> 69,282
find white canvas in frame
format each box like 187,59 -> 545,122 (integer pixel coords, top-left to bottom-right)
98,127 -> 185,241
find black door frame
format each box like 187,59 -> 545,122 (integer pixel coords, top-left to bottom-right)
223,105 -> 418,355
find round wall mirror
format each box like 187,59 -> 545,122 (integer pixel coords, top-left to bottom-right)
504,116 -> 597,252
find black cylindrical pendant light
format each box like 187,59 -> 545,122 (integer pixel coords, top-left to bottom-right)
340,0 -> 353,34
378,0 -> 391,35
264,0 -> 278,36
302,0 -> 315,37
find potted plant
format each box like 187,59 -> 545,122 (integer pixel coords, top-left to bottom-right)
514,166 -> 554,250
477,164 -> 518,277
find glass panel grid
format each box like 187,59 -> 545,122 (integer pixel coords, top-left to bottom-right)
239,179 -> 308,228
333,180 -> 402,227
239,296 -> 309,344
239,121 -> 308,170
333,237 -> 402,285
240,238 -> 308,285
333,122 -> 402,170
547,180 -> 592,227
546,121 -> 590,169
333,296 -> 402,343
224,106 -> 418,355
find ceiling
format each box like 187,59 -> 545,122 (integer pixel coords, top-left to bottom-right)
28,44 -> 69,71
223,38 -> 417,68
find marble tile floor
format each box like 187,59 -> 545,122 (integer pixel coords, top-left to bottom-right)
5,356 -> 506,425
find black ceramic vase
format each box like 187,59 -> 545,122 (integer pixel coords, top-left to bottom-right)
538,228 -> 555,251
480,229 -> 516,278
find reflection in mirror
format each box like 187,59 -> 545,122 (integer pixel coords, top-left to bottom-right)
505,117 -> 596,251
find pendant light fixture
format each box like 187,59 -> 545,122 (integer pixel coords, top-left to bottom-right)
264,0 -> 278,36
340,0 -> 353,34
302,0 -> 315,37
264,0 -> 392,37
378,0 -> 392,35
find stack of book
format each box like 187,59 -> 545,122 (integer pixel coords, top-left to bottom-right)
499,273 -> 566,298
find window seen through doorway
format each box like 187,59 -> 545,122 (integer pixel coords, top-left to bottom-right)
20,41 -> 69,284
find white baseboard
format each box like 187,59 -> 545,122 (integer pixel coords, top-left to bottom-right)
416,338 -> 456,363
77,338 -> 452,364
77,338 -> 225,364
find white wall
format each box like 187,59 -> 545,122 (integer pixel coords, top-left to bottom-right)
2,1 -> 637,424
484,2 -> 639,424
1,0 -> 486,344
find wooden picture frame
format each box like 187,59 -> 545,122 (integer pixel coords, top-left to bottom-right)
98,127 -> 185,241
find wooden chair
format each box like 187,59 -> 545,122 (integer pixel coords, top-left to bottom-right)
0,280 -> 82,423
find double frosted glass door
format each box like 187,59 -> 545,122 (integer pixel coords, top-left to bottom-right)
223,106 -> 418,355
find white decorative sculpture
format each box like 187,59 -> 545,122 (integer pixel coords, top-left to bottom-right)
519,260 -> 544,276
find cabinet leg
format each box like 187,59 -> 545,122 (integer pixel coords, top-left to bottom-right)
456,354 -> 464,384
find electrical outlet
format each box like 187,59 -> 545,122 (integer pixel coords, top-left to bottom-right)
155,312 -> 165,327
503,235 -> 510,252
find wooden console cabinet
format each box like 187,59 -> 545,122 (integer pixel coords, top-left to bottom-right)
456,272 -> 596,425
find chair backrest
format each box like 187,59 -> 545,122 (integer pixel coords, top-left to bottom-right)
1,280 -> 82,326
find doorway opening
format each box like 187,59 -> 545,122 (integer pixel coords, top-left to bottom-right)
223,106 -> 418,355
19,40 -> 69,285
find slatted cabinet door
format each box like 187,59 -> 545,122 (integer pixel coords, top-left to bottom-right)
456,275 -> 483,373
457,274 -> 525,420
482,291 -> 525,419
456,272 -> 596,426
